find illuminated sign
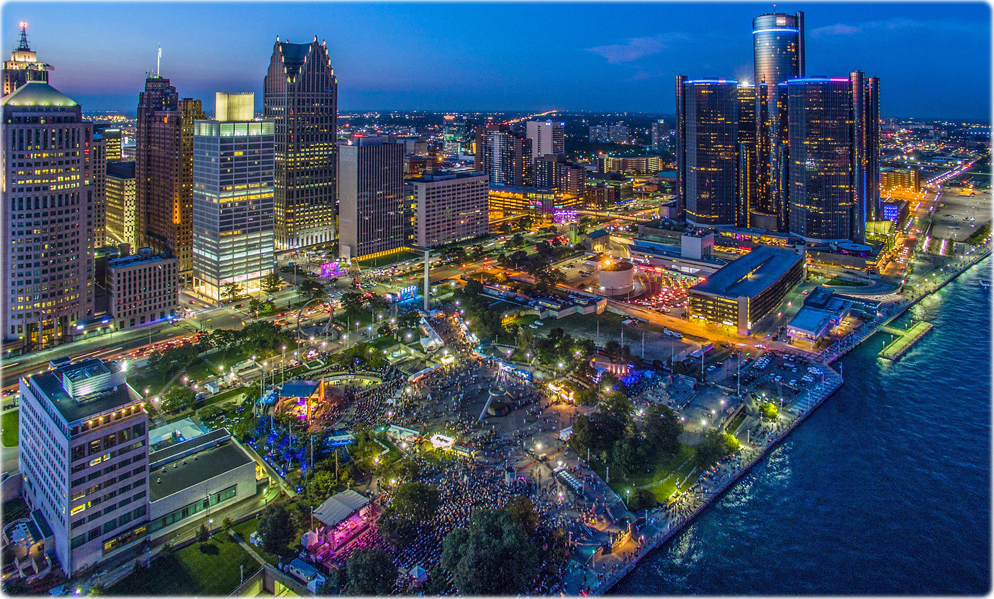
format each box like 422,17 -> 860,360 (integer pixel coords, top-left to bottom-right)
398,285 -> 418,301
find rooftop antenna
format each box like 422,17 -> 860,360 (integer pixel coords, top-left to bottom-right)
16,21 -> 30,51
156,44 -> 161,77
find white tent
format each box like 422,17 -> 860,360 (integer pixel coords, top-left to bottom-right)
312,490 -> 370,528
410,565 -> 427,584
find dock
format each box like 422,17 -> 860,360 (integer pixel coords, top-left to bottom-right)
878,321 -> 934,360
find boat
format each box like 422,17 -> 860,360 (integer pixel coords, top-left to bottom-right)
980,280 -> 991,289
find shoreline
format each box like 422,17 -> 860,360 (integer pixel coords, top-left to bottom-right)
589,247 -> 990,596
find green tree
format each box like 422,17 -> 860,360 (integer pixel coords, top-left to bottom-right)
612,436 -> 642,478
643,404 -> 682,455
262,273 -> 283,293
222,517 -> 234,534
257,501 -> 296,555
222,281 -> 244,303
760,402 -> 779,420
196,523 -> 211,544
628,487 -> 657,511
503,496 -> 540,538
340,292 -> 366,318
376,506 -> 416,546
299,279 -> 326,301
441,508 -> 540,595
696,430 -> 741,467
345,548 -> 397,596
162,385 -> 196,412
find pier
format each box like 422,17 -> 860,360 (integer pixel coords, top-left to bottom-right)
878,322 -> 934,360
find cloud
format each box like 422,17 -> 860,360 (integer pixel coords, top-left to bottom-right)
810,17 -> 978,38
587,33 -> 688,64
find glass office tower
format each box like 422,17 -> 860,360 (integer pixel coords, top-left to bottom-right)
753,11 -> 804,230
192,93 -> 276,301
786,74 -> 879,243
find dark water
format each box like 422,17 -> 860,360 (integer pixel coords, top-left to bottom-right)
614,258 -> 992,595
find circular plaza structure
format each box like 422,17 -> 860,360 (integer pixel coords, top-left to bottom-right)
598,260 -> 635,296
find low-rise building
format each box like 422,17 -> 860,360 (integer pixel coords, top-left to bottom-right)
688,246 -> 804,334
107,248 -> 178,330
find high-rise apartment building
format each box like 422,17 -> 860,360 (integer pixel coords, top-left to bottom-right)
535,154 -> 587,199
408,171 -> 489,248
92,135 -> 107,248
264,37 -> 338,251
19,357 -> 149,576
785,74 -> 880,243
736,85 -> 758,227
753,11 -> 805,230
192,93 -> 275,301
135,76 -> 204,280
2,82 -> 94,352
106,162 -> 137,249
338,136 -> 405,261
675,77 -> 740,226
525,121 -> 565,158
2,22 -> 52,97
651,119 -> 670,154
475,124 -> 532,187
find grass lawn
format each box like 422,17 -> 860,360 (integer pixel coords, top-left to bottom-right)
1,410 -> 18,447
110,535 -> 260,596
592,444 -> 699,506
726,411 -> 747,435
230,518 -> 281,566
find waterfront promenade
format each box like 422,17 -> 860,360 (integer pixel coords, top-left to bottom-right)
567,247 -> 991,596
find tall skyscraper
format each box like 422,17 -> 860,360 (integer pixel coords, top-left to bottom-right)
192,93 -> 275,301
753,11 -> 804,229
337,136 -> 405,261
651,119 -> 670,154
675,77 -> 740,227
92,134 -> 107,248
785,74 -> 880,243
525,121 -> 565,158
475,124 -> 532,187
135,75 -> 204,280
736,85 -> 758,227
19,357 -> 149,576
2,22 -> 52,97
106,162 -> 137,249
2,82 -> 94,352
264,37 -> 338,251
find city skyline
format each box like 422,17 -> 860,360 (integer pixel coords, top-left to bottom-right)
1,2 -> 990,119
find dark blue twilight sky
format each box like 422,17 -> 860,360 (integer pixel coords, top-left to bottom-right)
1,2 -> 990,119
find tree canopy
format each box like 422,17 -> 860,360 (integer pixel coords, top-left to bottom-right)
345,548 -> 397,596
257,502 -> 297,555
440,507 -> 540,595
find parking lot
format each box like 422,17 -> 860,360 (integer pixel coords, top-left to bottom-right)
931,187 -> 991,242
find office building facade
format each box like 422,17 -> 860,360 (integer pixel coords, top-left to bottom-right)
107,248 -> 179,329
2,23 -> 52,97
135,76 -> 204,280
753,11 -> 804,229
337,136 -> 405,261
2,82 -> 94,352
785,74 -> 880,243
409,171 -> 489,248
264,38 -> 338,251
192,93 -> 276,301
442,117 -> 467,157
19,357 -> 149,576
106,162 -> 137,249
525,121 -> 565,158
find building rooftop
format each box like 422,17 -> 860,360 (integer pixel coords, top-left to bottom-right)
28,366 -> 138,425
787,307 -> 837,337
280,381 -> 320,398
409,171 -> 486,183
601,260 -> 633,272
107,250 -> 175,269
149,439 -> 254,502
804,286 -> 835,309
149,428 -> 230,469
691,246 -> 803,298
1,81 -> 77,108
